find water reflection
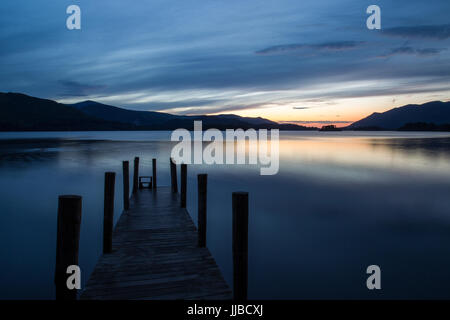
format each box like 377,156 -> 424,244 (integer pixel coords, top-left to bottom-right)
0,131 -> 450,299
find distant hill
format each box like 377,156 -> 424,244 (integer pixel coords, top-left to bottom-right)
70,100 -> 282,130
0,92 -> 314,131
6,92 -> 448,132
70,100 -> 180,129
0,93 -> 130,131
348,101 -> 450,130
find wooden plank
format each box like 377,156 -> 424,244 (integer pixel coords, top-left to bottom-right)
81,187 -> 231,300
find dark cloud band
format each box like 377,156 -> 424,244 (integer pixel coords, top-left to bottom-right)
383,24 -> 450,40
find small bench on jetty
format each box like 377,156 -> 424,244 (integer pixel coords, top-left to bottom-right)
54,157 -> 249,300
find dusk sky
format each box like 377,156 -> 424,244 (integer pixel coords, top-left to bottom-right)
1,0 -> 449,126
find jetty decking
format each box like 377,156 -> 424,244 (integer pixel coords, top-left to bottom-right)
81,186 -> 232,300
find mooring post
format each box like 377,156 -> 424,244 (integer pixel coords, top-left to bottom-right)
181,163 -> 187,208
152,158 -> 157,189
232,192 -> 249,300
170,158 -> 178,193
103,172 -> 116,254
55,195 -> 82,300
122,161 -> 129,211
133,156 -> 139,194
197,174 -> 207,247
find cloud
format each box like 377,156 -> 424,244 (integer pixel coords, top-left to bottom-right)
1,0 -> 450,116
293,107 -> 310,110
160,101 -> 279,115
377,47 -> 446,58
255,41 -> 365,55
382,24 -> 450,40
59,80 -> 106,97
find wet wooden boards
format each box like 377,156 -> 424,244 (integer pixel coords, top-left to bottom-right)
81,187 -> 231,300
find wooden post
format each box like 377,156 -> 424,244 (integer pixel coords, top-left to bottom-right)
170,158 -> 178,193
232,192 -> 248,301
122,161 -> 129,211
133,157 -> 139,194
103,172 -> 115,254
152,158 -> 157,189
55,195 -> 82,300
180,163 -> 187,208
197,174 -> 207,247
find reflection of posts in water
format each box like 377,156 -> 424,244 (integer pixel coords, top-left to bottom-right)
55,195 -> 82,300
232,192 -> 248,301
103,172 -> 115,254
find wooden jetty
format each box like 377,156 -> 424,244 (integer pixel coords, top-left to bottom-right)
55,157 -> 248,300
81,186 -> 231,300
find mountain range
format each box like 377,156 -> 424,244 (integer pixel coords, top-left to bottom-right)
0,92 -> 449,131
348,101 -> 450,130
0,93 -> 311,131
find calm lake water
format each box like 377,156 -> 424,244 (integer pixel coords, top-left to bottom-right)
1,131 -> 450,299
